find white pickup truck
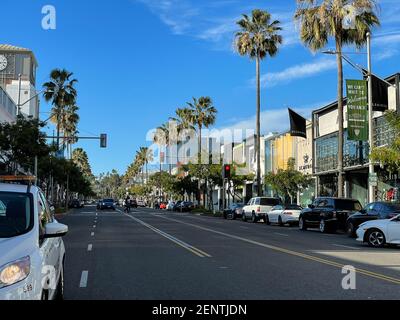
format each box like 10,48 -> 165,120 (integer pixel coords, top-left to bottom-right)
242,197 -> 282,223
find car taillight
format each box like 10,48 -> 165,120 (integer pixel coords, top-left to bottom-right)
257,207 -> 261,213
284,211 -> 293,215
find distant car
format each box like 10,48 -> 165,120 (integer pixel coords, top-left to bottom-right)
69,199 -> 84,209
137,200 -> 146,207
299,197 -> 362,233
242,197 -> 282,223
97,199 -> 116,210
223,203 -> 244,220
0,179 -> 68,300
346,202 -> 400,237
173,201 -> 183,211
159,202 -> 167,210
357,214 -> 400,247
180,201 -> 195,212
266,204 -> 303,226
166,201 -> 175,211
131,199 -> 138,208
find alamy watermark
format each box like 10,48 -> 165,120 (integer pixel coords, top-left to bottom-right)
42,5 -> 57,30
341,265 -> 356,290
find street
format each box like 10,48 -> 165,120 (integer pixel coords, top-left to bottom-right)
61,206 -> 400,300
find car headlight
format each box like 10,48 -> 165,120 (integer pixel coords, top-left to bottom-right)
0,256 -> 30,288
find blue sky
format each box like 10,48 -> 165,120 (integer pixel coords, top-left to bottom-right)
2,0 -> 400,175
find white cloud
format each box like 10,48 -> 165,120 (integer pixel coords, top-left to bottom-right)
256,58 -> 337,89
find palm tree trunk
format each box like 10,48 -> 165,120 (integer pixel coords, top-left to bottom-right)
336,39 -> 344,198
197,124 -> 201,205
256,55 -> 262,197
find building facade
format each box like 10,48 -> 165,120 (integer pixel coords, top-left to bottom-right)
0,44 -> 39,120
312,73 -> 400,206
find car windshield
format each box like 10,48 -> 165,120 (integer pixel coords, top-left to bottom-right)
0,192 -> 33,238
334,199 -> 362,211
104,199 -> 114,203
260,198 -> 280,206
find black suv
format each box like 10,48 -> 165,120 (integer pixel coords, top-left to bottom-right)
299,197 -> 362,233
346,202 -> 400,237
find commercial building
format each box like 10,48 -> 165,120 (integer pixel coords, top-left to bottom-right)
0,44 -> 39,121
312,73 -> 400,206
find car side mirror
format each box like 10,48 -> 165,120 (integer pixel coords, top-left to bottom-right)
42,222 -> 68,239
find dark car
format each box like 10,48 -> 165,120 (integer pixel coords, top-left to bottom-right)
69,199 -> 83,209
299,197 -> 363,233
346,202 -> 400,237
173,201 -> 183,211
97,199 -> 116,210
180,201 -> 195,212
223,203 -> 245,220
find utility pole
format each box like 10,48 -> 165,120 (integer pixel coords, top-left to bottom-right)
17,74 -> 22,116
367,32 -> 375,203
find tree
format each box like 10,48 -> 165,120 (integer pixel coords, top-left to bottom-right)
235,9 -> 283,197
72,148 -> 93,179
294,0 -> 379,197
370,111 -> 400,173
43,69 -> 78,150
0,115 -> 50,174
265,158 -> 312,204
60,104 -> 80,158
184,97 -> 217,164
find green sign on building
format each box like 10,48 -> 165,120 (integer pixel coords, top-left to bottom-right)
346,80 -> 368,141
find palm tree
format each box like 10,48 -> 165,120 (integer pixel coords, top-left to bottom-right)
235,9 -> 282,197
185,97 -> 217,164
60,104 -> 80,159
137,147 -> 153,183
294,0 -> 379,197
43,69 -> 78,150
72,148 -> 92,178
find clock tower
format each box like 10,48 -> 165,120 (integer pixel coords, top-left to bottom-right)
0,44 -> 39,118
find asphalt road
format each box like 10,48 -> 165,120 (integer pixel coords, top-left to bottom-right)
60,205 -> 400,300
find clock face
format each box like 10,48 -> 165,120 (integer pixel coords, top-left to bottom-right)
0,55 -> 7,71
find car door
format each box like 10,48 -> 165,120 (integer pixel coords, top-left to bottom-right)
310,199 -> 326,224
38,192 -> 60,299
269,205 -> 282,223
245,198 -> 254,218
387,216 -> 400,243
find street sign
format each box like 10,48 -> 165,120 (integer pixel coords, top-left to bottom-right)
369,173 -> 378,187
346,80 -> 368,141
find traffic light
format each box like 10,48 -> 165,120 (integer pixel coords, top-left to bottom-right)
223,164 -> 231,179
100,134 -> 107,148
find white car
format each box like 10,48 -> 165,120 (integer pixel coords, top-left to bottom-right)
356,214 -> 400,247
166,201 -> 175,211
266,204 -> 303,226
242,197 -> 282,223
0,179 -> 68,300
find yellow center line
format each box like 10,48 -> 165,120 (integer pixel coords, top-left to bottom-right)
158,215 -> 400,285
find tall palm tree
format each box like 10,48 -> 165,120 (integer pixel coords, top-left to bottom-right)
295,0 -> 379,198
185,97 -> 217,164
235,9 -> 282,197
60,104 -> 80,159
137,147 -> 153,183
43,69 -> 78,150
72,148 -> 92,178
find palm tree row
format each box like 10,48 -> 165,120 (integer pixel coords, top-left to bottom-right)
234,2 -> 378,197
125,147 -> 153,184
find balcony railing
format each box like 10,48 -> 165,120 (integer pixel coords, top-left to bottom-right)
0,86 -> 16,119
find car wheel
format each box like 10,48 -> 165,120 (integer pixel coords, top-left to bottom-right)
251,212 -> 257,223
366,229 -> 386,248
278,216 -> 284,227
242,212 -> 247,222
346,222 -> 356,238
319,219 -> 328,233
265,215 -> 271,225
54,263 -> 64,300
223,213 -> 227,220
299,217 -> 307,231
41,290 -> 49,300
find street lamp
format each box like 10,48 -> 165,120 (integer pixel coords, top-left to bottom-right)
322,33 -> 396,202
